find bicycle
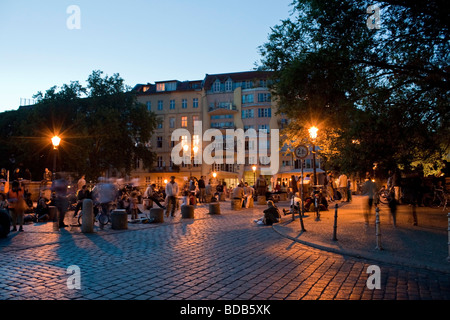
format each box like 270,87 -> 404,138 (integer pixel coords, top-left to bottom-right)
77,202 -> 115,227
377,186 -> 390,205
432,188 -> 449,211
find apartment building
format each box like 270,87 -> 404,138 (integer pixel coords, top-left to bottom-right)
133,79 -> 203,188
133,71 -> 322,190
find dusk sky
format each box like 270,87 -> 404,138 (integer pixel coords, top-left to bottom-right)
0,0 -> 293,112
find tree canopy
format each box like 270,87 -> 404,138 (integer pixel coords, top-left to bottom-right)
0,70 -> 158,180
259,0 -> 449,177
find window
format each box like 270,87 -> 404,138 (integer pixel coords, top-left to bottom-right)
169,117 -> 175,128
157,136 -> 163,148
193,98 -> 198,108
258,93 -> 271,102
170,100 -> 175,110
244,81 -> 253,89
157,100 -> 163,110
258,124 -> 269,133
258,108 -> 271,118
156,83 -> 165,92
242,109 -> 254,119
182,99 -> 187,109
259,80 -> 267,88
192,115 -> 199,125
157,156 -> 163,168
181,116 -> 187,127
146,101 -> 151,111
242,94 -> 254,104
225,79 -> 233,92
157,119 -> 163,129
213,80 -> 221,93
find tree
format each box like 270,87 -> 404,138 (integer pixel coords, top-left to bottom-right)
0,70 -> 158,180
259,0 -> 449,177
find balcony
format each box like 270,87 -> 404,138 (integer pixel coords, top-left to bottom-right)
208,103 -> 238,115
148,166 -> 180,173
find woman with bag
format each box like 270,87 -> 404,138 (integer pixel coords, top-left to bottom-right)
7,180 -> 26,232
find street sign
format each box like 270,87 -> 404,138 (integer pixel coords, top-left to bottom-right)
294,145 -> 309,159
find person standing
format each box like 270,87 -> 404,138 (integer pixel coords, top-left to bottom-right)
77,175 -> 86,192
243,182 -> 254,208
165,176 -> 179,217
362,176 -> 377,225
198,176 -> 206,203
338,172 -> 348,202
51,174 -> 69,228
256,175 -> 267,197
7,181 -> 25,232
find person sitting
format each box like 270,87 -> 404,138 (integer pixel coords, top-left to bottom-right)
254,200 -> 281,225
283,192 -> 302,215
36,196 -> 51,222
232,183 -> 245,208
143,184 -> 166,209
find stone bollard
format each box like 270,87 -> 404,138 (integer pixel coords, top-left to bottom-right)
81,199 -> 94,233
257,196 -> 266,205
209,202 -> 221,215
181,205 -> 195,219
375,207 -> 382,250
231,199 -> 242,211
111,209 -> 128,230
49,206 -> 59,231
149,208 -> 164,223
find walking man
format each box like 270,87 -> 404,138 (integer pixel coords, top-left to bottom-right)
165,176 -> 179,217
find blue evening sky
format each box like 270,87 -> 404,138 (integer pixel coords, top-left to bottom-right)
0,0 -> 293,112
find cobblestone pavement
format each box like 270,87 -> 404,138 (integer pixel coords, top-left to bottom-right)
0,199 -> 449,302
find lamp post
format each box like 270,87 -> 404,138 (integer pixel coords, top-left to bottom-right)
51,136 -> 61,180
252,165 -> 257,186
308,126 -> 318,187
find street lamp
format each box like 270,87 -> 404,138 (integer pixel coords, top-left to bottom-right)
51,136 -> 61,180
252,165 -> 257,186
308,127 -> 318,186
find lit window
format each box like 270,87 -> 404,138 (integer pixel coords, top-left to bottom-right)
156,83 -> 165,92
181,116 -> 187,127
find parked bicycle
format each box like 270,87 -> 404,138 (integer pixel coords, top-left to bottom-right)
77,201 -> 116,227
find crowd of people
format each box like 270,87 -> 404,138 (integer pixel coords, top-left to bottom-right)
0,163 -> 447,237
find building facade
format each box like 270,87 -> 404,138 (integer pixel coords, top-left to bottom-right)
133,71 -> 323,190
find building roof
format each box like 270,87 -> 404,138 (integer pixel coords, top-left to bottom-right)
202,70 -> 273,90
133,70 -> 274,94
